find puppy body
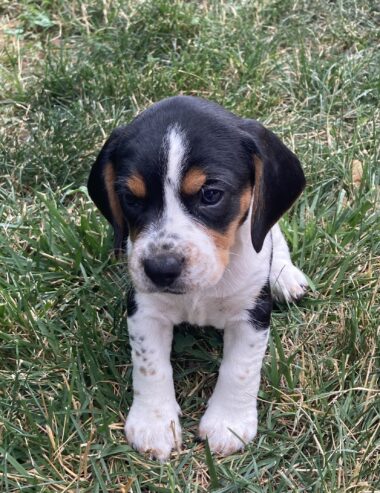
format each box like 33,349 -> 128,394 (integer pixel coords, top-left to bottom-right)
88,96 -> 307,460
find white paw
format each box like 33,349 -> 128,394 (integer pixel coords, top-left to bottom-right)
125,402 -> 182,461
199,405 -> 257,456
270,262 -> 308,303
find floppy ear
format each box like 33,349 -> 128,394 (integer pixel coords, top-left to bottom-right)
241,120 -> 306,253
87,128 -> 128,255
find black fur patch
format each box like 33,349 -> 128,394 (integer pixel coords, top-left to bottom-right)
248,282 -> 272,330
126,287 -> 137,317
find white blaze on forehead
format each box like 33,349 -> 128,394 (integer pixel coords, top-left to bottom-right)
165,124 -> 187,188
163,125 -> 188,221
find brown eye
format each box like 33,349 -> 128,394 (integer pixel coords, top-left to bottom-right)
200,187 -> 224,205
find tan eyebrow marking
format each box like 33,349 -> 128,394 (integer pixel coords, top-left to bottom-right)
181,167 -> 207,195
126,173 -> 147,198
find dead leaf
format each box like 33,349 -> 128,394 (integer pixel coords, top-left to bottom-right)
352,159 -> 363,187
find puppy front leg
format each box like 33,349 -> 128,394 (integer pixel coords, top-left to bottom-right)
125,314 -> 181,461
199,318 -> 269,456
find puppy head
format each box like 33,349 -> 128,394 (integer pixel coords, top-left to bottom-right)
88,96 -> 305,294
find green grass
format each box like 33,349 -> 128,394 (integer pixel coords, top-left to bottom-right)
0,0 -> 379,491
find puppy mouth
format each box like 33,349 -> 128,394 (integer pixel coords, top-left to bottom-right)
153,281 -> 188,295
135,280 -> 188,295
161,287 -> 187,295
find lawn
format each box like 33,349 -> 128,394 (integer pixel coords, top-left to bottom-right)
0,0 -> 379,491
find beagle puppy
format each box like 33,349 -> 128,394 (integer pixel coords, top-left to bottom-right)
88,96 -> 308,460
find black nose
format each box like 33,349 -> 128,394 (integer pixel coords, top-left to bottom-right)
143,254 -> 184,287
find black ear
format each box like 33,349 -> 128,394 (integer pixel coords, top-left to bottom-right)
87,128 -> 128,255
240,119 -> 306,253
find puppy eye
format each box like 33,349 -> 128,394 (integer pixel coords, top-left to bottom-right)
124,194 -> 143,208
200,187 -> 224,205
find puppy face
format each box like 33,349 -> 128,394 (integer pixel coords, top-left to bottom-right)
88,96 -> 305,294
116,120 -> 253,293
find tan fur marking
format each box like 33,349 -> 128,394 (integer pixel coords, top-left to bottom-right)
252,156 -> 264,218
126,173 -> 147,198
181,167 -> 207,195
206,187 -> 252,267
240,187 -> 253,218
124,175 -> 146,241
104,162 -> 124,227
